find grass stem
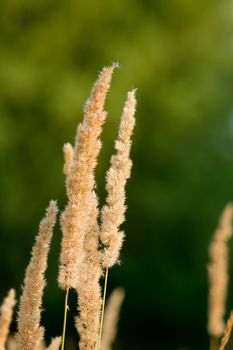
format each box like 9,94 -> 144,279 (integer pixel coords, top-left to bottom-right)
210,336 -> 219,350
61,288 -> 69,350
97,267 -> 109,350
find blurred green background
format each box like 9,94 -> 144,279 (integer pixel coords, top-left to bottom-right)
1,0 -> 233,349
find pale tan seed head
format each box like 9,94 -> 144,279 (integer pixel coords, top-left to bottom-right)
101,288 -> 125,350
101,90 -> 136,268
208,203 -> 233,337
16,200 -> 58,350
0,289 -> 16,350
58,64 -> 116,290
67,64 -> 118,204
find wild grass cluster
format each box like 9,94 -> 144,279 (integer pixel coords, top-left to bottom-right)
0,65 -> 136,350
1,65 -> 233,350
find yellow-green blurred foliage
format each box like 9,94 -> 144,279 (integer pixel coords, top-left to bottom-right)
1,1 -> 233,349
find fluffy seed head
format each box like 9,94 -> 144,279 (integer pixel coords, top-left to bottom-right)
101,288 -> 125,350
16,200 -> 58,350
0,289 -> 16,350
58,65 -> 116,290
208,203 -> 233,337
101,90 -> 136,268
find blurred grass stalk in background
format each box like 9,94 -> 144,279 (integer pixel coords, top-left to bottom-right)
208,204 -> 233,350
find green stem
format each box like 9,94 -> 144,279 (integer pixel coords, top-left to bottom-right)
61,288 -> 69,350
97,267 -> 109,350
210,336 -> 219,350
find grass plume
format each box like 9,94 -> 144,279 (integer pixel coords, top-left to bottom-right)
101,288 -> 125,350
58,64 -> 116,291
16,200 -> 58,350
1,65 -> 137,350
100,89 -> 137,268
208,203 -> 233,338
0,289 -> 16,350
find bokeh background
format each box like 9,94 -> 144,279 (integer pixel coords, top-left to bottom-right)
1,0 -> 233,349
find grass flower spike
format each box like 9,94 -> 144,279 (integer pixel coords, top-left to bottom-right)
208,203 -> 233,339
16,200 -> 58,350
58,64 -> 116,291
1,66 -> 136,350
101,288 -> 125,350
58,64 -> 117,350
98,89 -> 136,350
0,289 -> 16,350
101,89 -> 137,268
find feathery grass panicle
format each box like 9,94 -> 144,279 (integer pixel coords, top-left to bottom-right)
75,192 -> 103,350
67,64 -> 117,205
101,288 -> 125,350
208,203 -> 233,338
101,90 -> 136,268
58,64 -> 116,290
16,200 -> 58,350
0,289 -> 16,350
219,311 -> 233,350
46,337 -> 62,350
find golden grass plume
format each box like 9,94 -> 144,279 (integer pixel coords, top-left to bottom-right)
101,89 -> 136,268
101,288 -> 125,350
58,64 -> 117,291
208,203 -> 233,338
16,200 -> 58,350
2,65 -> 136,350
0,289 -> 16,350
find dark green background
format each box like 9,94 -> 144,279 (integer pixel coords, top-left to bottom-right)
1,0 -> 233,349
